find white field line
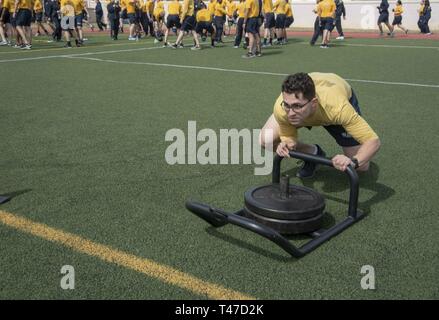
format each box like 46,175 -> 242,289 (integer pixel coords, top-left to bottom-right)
0,45 -> 163,63
67,56 -> 439,89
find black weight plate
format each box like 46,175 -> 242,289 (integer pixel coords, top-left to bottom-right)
244,207 -> 324,235
244,184 -> 325,220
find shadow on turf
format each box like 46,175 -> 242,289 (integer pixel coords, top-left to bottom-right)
283,162 -> 395,215
0,189 -> 32,204
204,212 -> 336,262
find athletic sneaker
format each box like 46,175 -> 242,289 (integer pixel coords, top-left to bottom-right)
64,43 -> 73,48
163,42 -> 169,47
233,45 -> 239,48
129,36 -> 137,41
13,44 -> 21,48
255,51 -> 262,57
170,43 -> 178,49
296,145 -> 327,178
242,52 -> 255,59
178,43 -> 184,48
320,44 -> 329,48
336,36 -> 344,40
21,44 -> 32,50
190,45 -> 201,50
0,41 -> 8,46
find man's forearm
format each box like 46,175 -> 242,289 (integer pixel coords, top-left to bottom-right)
355,138 -> 381,167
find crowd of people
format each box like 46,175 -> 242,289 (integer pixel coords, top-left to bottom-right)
0,0 -> 434,52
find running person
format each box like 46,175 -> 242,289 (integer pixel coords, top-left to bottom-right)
392,0 -> 408,34
377,0 -> 393,36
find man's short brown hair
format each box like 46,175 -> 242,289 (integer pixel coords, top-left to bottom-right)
281,73 -> 316,101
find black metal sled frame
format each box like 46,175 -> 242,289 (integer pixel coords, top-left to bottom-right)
186,151 -> 365,258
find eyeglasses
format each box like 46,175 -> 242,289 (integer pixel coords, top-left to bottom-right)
281,100 -> 311,112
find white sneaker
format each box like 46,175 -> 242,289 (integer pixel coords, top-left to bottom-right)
0,41 -> 8,46
154,38 -> 159,43
129,37 -> 137,41
233,45 -> 239,48
336,36 -> 344,40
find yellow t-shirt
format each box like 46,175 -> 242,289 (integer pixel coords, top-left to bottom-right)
273,73 -> 379,144
285,2 -> 293,17
418,4 -> 424,16
2,0 -> 16,11
237,1 -> 245,18
34,0 -> 43,12
214,2 -> 226,16
153,1 -> 164,17
144,0 -> 153,14
263,0 -> 273,14
208,0 -> 216,15
317,0 -> 335,18
394,4 -> 403,16
168,1 -> 181,15
273,0 -> 286,15
126,0 -> 137,14
226,1 -> 236,16
181,0 -> 194,17
70,0 -> 85,15
245,0 -> 260,18
16,0 -> 33,10
61,0 -> 75,16
196,8 -> 212,22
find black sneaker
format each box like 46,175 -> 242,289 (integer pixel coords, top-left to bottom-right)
296,144 -> 326,178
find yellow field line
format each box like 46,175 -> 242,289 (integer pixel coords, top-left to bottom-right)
0,210 -> 255,300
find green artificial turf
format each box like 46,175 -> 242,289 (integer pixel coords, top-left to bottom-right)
1,33 -> 438,299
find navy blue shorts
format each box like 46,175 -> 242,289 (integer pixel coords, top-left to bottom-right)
275,14 -> 285,29
245,17 -> 260,34
323,90 -> 362,147
392,16 -> 402,25
75,14 -> 83,27
285,17 -> 294,28
320,17 -> 334,31
166,14 -> 181,29
0,9 -> 10,24
264,12 -> 275,29
16,9 -> 32,27
378,13 -> 389,24
128,13 -> 138,24
35,12 -> 43,22
181,15 -> 196,31
195,21 -> 214,34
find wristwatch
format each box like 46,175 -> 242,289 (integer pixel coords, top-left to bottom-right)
351,157 -> 359,169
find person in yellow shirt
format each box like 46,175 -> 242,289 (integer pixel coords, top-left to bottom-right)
194,2 -> 215,47
213,0 -> 226,43
163,0 -> 181,46
259,72 -> 381,177
310,0 -> 323,46
171,0 -> 200,50
69,0 -> 85,44
232,0 -> 245,47
225,0 -> 236,36
392,0 -> 408,34
273,0 -> 287,45
60,0 -> 81,48
0,0 -> 11,45
242,0 -> 261,58
126,0 -> 139,40
317,0 -> 335,48
13,0 -> 33,48
152,0 -> 164,42
262,0 -> 274,47
282,0 -> 293,43
33,0 -> 49,36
